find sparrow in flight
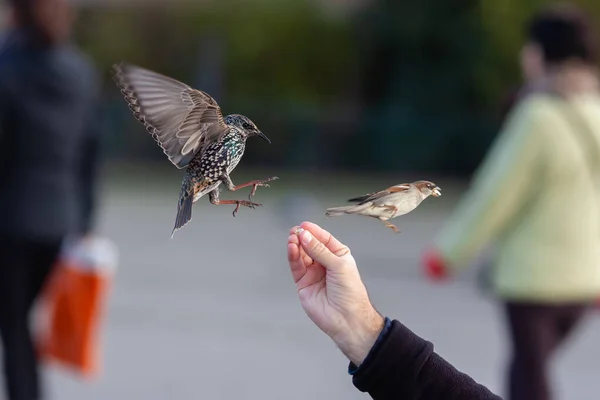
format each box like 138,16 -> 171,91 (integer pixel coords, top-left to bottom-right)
325,180 -> 441,233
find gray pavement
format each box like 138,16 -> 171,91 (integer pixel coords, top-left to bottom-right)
11,169 -> 600,399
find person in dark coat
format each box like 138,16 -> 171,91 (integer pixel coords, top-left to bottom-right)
287,221 -> 501,400
0,0 -> 103,399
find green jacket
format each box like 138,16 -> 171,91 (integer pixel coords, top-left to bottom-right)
435,88 -> 600,302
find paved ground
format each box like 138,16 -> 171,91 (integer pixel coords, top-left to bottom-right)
9,167 -> 600,399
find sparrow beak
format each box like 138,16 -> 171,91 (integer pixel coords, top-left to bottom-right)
257,130 -> 271,144
432,186 -> 442,197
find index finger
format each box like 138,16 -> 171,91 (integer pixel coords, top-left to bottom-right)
287,235 -> 305,283
299,221 -> 350,256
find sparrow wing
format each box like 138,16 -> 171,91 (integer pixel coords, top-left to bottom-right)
112,62 -> 230,169
348,184 -> 411,204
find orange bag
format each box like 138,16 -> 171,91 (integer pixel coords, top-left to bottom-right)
37,236 -> 118,379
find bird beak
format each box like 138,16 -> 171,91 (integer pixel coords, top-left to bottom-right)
432,186 -> 442,197
257,130 -> 271,144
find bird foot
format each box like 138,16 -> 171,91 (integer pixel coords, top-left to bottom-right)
210,198 -> 262,217
389,225 -> 401,234
247,176 -> 279,200
232,200 -> 263,217
381,220 -> 400,233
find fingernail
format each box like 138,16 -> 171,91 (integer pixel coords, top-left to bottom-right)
300,230 -> 312,245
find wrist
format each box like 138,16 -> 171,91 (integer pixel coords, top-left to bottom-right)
332,307 -> 385,366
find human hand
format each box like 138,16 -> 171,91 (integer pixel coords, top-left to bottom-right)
287,221 -> 384,366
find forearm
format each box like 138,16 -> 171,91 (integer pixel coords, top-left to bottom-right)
435,103 -> 543,267
417,347 -> 501,399
349,318 -> 501,400
434,181 -> 504,267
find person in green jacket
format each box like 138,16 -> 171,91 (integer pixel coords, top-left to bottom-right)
422,4 -> 600,400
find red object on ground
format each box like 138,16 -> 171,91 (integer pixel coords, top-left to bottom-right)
422,248 -> 450,281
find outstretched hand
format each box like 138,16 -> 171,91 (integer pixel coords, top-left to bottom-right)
287,221 -> 384,366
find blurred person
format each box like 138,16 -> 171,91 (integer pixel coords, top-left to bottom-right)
421,4 -> 600,400
286,221 -> 502,400
0,0 -> 102,399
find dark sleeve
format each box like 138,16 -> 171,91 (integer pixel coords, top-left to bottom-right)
78,70 -> 103,235
349,318 -> 502,400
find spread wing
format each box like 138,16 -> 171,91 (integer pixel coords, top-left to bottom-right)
112,62 -> 230,169
348,184 -> 411,204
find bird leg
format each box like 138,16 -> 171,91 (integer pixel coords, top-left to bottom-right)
209,188 -> 262,217
382,205 -> 398,214
377,217 -> 400,233
219,174 -> 279,201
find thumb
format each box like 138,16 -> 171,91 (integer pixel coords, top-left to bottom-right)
298,229 -> 342,270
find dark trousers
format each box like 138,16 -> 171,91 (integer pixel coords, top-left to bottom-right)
504,301 -> 589,400
0,237 -> 61,400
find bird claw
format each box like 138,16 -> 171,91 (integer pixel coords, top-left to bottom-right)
232,200 -> 263,217
248,176 -> 278,200
248,183 -> 270,200
381,220 -> 400,233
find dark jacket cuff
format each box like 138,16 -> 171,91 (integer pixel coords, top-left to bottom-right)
349,319 -> 432,395
348,316 -> 393,375
346,318 -> 502,399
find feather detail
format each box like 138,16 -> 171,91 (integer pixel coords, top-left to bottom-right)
348,184 -> 411,204
112,62 -> 230,169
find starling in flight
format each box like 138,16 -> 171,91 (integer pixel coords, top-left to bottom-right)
112,63 -> 278,237
325,181 -> 441,233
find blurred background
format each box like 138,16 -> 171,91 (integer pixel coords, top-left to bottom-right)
2,0 -> 600,399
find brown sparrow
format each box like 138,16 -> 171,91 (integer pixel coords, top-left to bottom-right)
325,180 -> 441,233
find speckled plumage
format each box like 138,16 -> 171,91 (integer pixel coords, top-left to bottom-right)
111,63 -> 277,237
194,124 -> 246,185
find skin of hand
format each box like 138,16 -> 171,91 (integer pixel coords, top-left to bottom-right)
287,221 -> 385,366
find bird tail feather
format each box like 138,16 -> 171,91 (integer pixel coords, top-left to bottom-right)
171,178 -> 195,238
172,194 -> 193,238
347,194 -> 370,203
325,205 -> 357,217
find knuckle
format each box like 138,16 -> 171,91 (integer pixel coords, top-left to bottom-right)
313,241 -> 326,252
335,246 -> 351,257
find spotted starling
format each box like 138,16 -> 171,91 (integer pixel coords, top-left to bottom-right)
112,62 -> 278,237
325,181 -> 441,233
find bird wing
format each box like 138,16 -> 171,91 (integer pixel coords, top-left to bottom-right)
348,184 -> 411,204
112,62 -> 230,169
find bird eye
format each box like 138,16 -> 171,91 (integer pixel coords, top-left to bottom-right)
242,122 -> 253,130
